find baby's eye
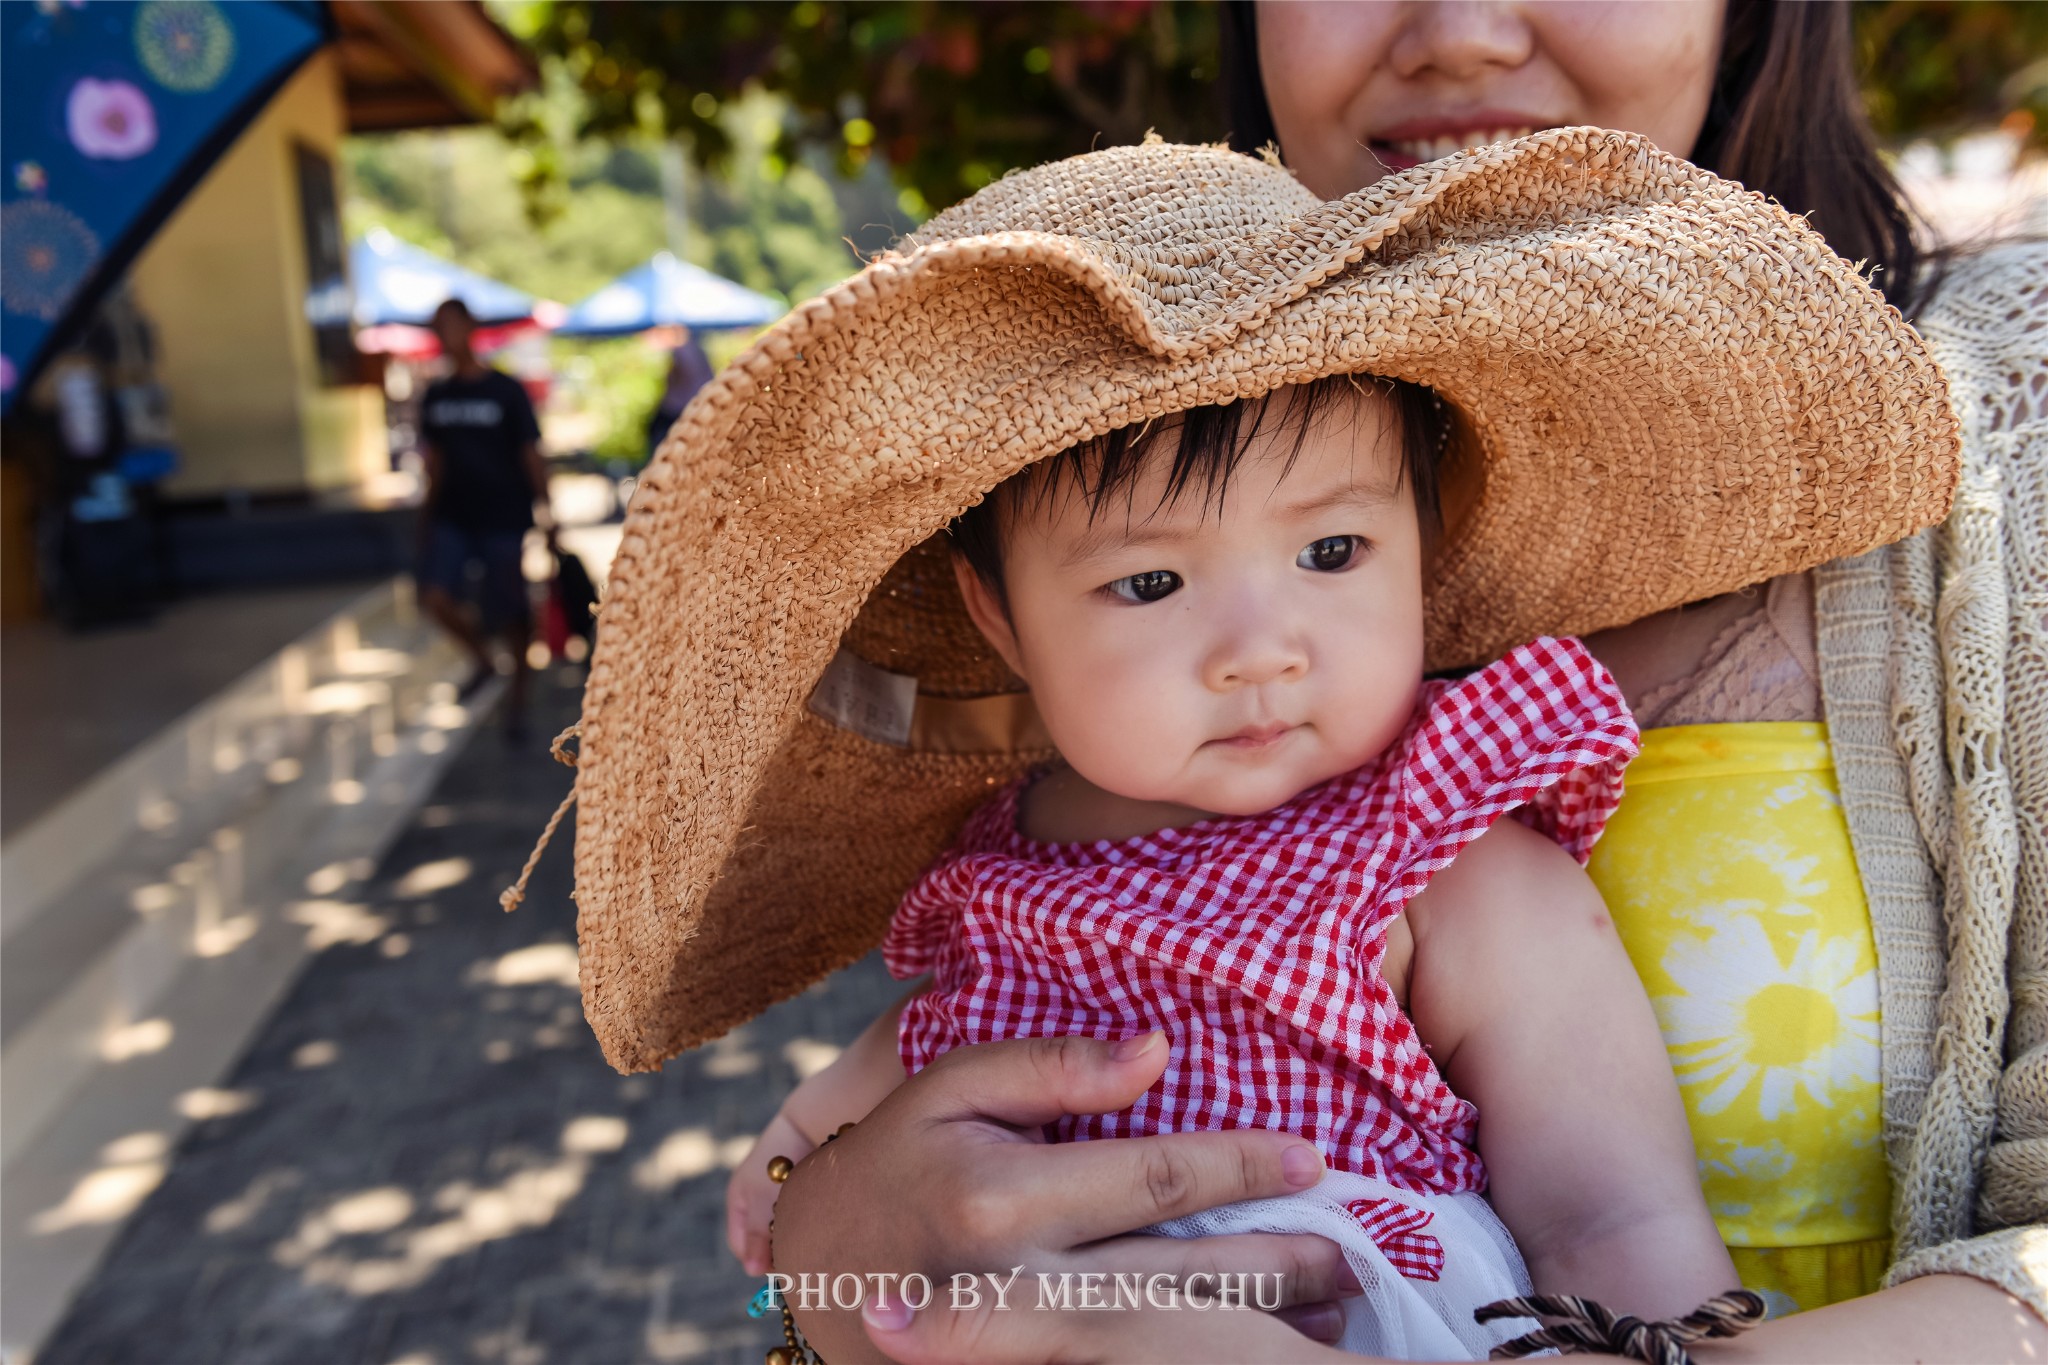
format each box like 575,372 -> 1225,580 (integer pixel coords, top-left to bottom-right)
1106,569 -> 1183,603
1298,535 -> 1363,572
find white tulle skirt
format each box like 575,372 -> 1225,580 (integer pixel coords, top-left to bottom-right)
1148,1170 -> 1538,1361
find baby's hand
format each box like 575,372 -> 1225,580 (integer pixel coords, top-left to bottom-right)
726,1110 -> 815,1275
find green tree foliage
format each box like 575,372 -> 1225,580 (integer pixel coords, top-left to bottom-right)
496,0 -> 1226,216
503,0 -> 2044,216
1856,0 -> 2048,152
346,90 -> 863,308
343,129 -> 668,306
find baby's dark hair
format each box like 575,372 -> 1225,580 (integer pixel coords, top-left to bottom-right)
948,374 -> 1448,609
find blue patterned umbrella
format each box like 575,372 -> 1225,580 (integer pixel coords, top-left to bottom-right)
554,252 -> 783,336
350,229 -> 539,328
0,0 -> 327,414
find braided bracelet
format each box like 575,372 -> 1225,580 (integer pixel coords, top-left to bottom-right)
1477,1289 -> 1767,1364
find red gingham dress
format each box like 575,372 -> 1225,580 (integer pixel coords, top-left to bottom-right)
885,637 -> 1638,1208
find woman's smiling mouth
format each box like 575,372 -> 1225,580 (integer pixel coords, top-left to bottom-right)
1367,119 -> 1549,170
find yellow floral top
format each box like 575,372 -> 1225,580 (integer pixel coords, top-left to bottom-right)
1585,722 -> 1891,1316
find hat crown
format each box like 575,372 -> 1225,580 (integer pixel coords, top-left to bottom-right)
894,133 -> 1718,361
918,142 -> 1321,257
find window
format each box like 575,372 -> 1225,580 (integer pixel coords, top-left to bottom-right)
294,143 -> 356,386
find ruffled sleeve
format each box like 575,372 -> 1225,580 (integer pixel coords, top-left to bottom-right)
880,786 -> 1018,979
1384,636 -> 1639,887
881,851 -> 972,979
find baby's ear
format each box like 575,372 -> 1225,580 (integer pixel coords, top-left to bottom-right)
950,550 -> 1028,682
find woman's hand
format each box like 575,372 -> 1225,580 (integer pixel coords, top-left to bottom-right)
770,1031 -> 1363,1364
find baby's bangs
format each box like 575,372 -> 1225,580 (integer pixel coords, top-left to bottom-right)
1038,373 -> 1368,523
948,373 -> 1448,606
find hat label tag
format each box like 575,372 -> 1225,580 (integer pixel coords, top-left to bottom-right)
808,648 -> 918,747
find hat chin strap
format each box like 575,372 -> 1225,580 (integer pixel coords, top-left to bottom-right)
899,690 -> 1050,754
499,723 -> 581,913
807,645 -> 1052,756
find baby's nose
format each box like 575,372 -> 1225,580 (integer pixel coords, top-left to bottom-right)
1204,629 -> 1309,690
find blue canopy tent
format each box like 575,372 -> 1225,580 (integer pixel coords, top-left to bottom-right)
350,228 -> 539,328
1,0 -> 329,415
554,253 -> 782,337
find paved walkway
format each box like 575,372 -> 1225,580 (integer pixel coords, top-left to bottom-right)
36,662 -> 903,1365
3,580 -> 382,839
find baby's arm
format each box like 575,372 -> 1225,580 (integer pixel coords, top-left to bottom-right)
1403,818 -> 1738,1320
725,978 -> 924,1275
780,979 -> 923,1144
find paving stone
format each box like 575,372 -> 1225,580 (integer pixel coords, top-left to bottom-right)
36,665 -> 905,1365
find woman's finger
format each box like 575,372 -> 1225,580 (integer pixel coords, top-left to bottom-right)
944,1124 -> 1327,1250
1272,1300 -> 1346,1344
1084,1230 -> 1361,1309
902,1031 -> 1175,1129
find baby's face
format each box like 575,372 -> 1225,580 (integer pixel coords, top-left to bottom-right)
961,390 -> 1427,819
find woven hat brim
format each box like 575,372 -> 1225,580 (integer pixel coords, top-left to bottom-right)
571,131 -> 1960,1071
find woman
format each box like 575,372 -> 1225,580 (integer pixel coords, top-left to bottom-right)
770,4 -> 2046,1360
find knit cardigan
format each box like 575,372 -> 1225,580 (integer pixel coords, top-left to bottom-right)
1815,240 -> 2047,1316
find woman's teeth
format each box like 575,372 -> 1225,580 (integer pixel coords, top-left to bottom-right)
1386,127 -> 1537,162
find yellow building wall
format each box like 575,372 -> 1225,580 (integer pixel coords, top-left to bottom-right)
129,50 -> 384,499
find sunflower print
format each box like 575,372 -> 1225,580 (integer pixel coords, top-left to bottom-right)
1587,722 -> 1891,1315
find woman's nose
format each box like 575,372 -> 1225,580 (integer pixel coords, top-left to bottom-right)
1386,1 -> 1534,81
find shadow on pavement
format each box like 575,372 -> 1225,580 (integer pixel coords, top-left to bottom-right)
37,663 -> 905,1365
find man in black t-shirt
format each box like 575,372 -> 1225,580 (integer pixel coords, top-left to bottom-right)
417,297 -> 553,739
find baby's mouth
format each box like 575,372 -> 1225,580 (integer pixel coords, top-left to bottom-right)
1211,722 -> 1299,752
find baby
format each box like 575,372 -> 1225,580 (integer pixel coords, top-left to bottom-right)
727,373 -> 1737,1358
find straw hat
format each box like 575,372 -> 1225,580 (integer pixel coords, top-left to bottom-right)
548,130 -> 1959,1072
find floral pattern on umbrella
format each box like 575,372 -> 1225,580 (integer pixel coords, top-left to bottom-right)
136,0 -> 235,94
67,79 -> 158,161
1,200 -> 100,321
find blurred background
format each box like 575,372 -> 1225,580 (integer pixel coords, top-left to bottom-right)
1,3 -> 2042,1362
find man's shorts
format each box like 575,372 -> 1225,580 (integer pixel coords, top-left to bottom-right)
418,521 -> 530,630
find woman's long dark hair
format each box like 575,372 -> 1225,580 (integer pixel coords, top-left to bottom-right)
1219,1 -> 1925,312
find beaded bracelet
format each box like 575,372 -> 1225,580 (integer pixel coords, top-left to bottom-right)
757,1121 -> 856,1365
755,1122 -> 1767,1365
